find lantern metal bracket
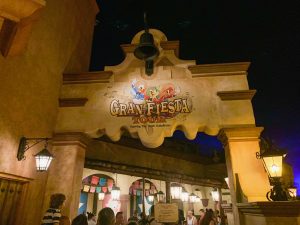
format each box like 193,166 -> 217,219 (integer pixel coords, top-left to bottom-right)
17,136 -> 51,161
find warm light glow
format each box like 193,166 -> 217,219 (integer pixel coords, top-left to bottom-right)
157,191 -> 165,203
98,192 -> 105,200
189,193 -> 197,203
34,148 -> 53,171
181,191 -> 189,202
263,156 -> 283,177
171,184 -> 182,199
211,190 -> 219,202
111,186 -> 120,200
148,194 -> 154,202
195,196 -> 201,202
288,187 -> 297,198
224,177 -> 229,188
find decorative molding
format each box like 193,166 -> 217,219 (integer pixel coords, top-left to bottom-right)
189,62 -> 250,77
59,98 -> 88,107
120,44 -> 136,54
0,172 -> 33,182
53,132 -> 92,148
63,71 -> 113,84
85,158 -> 224,188
237,201 -> 300,217
218,127 -> 264,146
0,0 -> 46,22
160,41 -> 180,57
0,0 -> 45,56
217,90 -> 256,101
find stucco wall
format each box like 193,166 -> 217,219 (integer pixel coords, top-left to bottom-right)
0,0 -> 98,224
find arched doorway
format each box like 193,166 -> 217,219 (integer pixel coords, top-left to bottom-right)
79,174 -> 120,215
129,179 -> 157,216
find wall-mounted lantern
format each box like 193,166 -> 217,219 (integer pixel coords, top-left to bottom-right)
256,138 -> 289,201
17,136 -> 53,172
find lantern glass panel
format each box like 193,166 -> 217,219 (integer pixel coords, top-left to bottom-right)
98,192 -> 105,200
171,186 -> 182,199
111,186 -> 120,200
262,155 -> 283,177
35,155 -> 52,171
181,191 -> 189,202
211,190 -> 219,202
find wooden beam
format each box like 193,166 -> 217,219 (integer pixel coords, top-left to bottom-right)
85,158 -> 224,187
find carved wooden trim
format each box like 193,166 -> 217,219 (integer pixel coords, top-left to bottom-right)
59,98 -> 88,107
160,41 -> 179,57
237,202 -> 300,217
189,62 -> 250,77
217,90 -> 256,101
0,172 -> 33,182
85,158 -> 224,187
53,132 -> 91,148
63,71 -> 113,84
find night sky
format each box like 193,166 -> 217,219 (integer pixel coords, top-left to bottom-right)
90,0 -> 300,191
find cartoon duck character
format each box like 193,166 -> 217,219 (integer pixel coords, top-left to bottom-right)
131,79 -> 147,104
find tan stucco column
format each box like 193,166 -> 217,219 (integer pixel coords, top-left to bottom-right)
218,127 -> 271,225
42,132 -> 91,221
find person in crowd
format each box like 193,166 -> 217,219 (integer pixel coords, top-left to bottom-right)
42,193 -> 66,225
87,212 -> 97,225
186,210 -> 197,225
128,210 -> 139,222
198,209 -> 205,225
115,212 -> 124,225
201,209 -> 216,225
59,216 -> 71,225
71,214 -> 88,225
97,207 -> 115,225
178,209 -> 185,225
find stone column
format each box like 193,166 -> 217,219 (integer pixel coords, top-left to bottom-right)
218,127 -> 270,225
42,132 -> 91,221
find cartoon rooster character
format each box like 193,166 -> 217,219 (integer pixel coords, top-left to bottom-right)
131,79 -> 147,104
157,83 -> 177,102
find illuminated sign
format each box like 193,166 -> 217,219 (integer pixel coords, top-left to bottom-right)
109,79 -> 192,125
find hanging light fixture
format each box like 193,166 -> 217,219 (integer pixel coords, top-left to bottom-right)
98,190 -> 105,201
189,193 -> 197,203
211,188 -> 220,202
148,193 -> 154,202
195,195 -> 201,202
156,180 -> 165,202
181,188 -> 189,202
17,137 -> 53,171
171,183 -> 182,200
111,174 -> 121,201
133,12 -> 159,76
